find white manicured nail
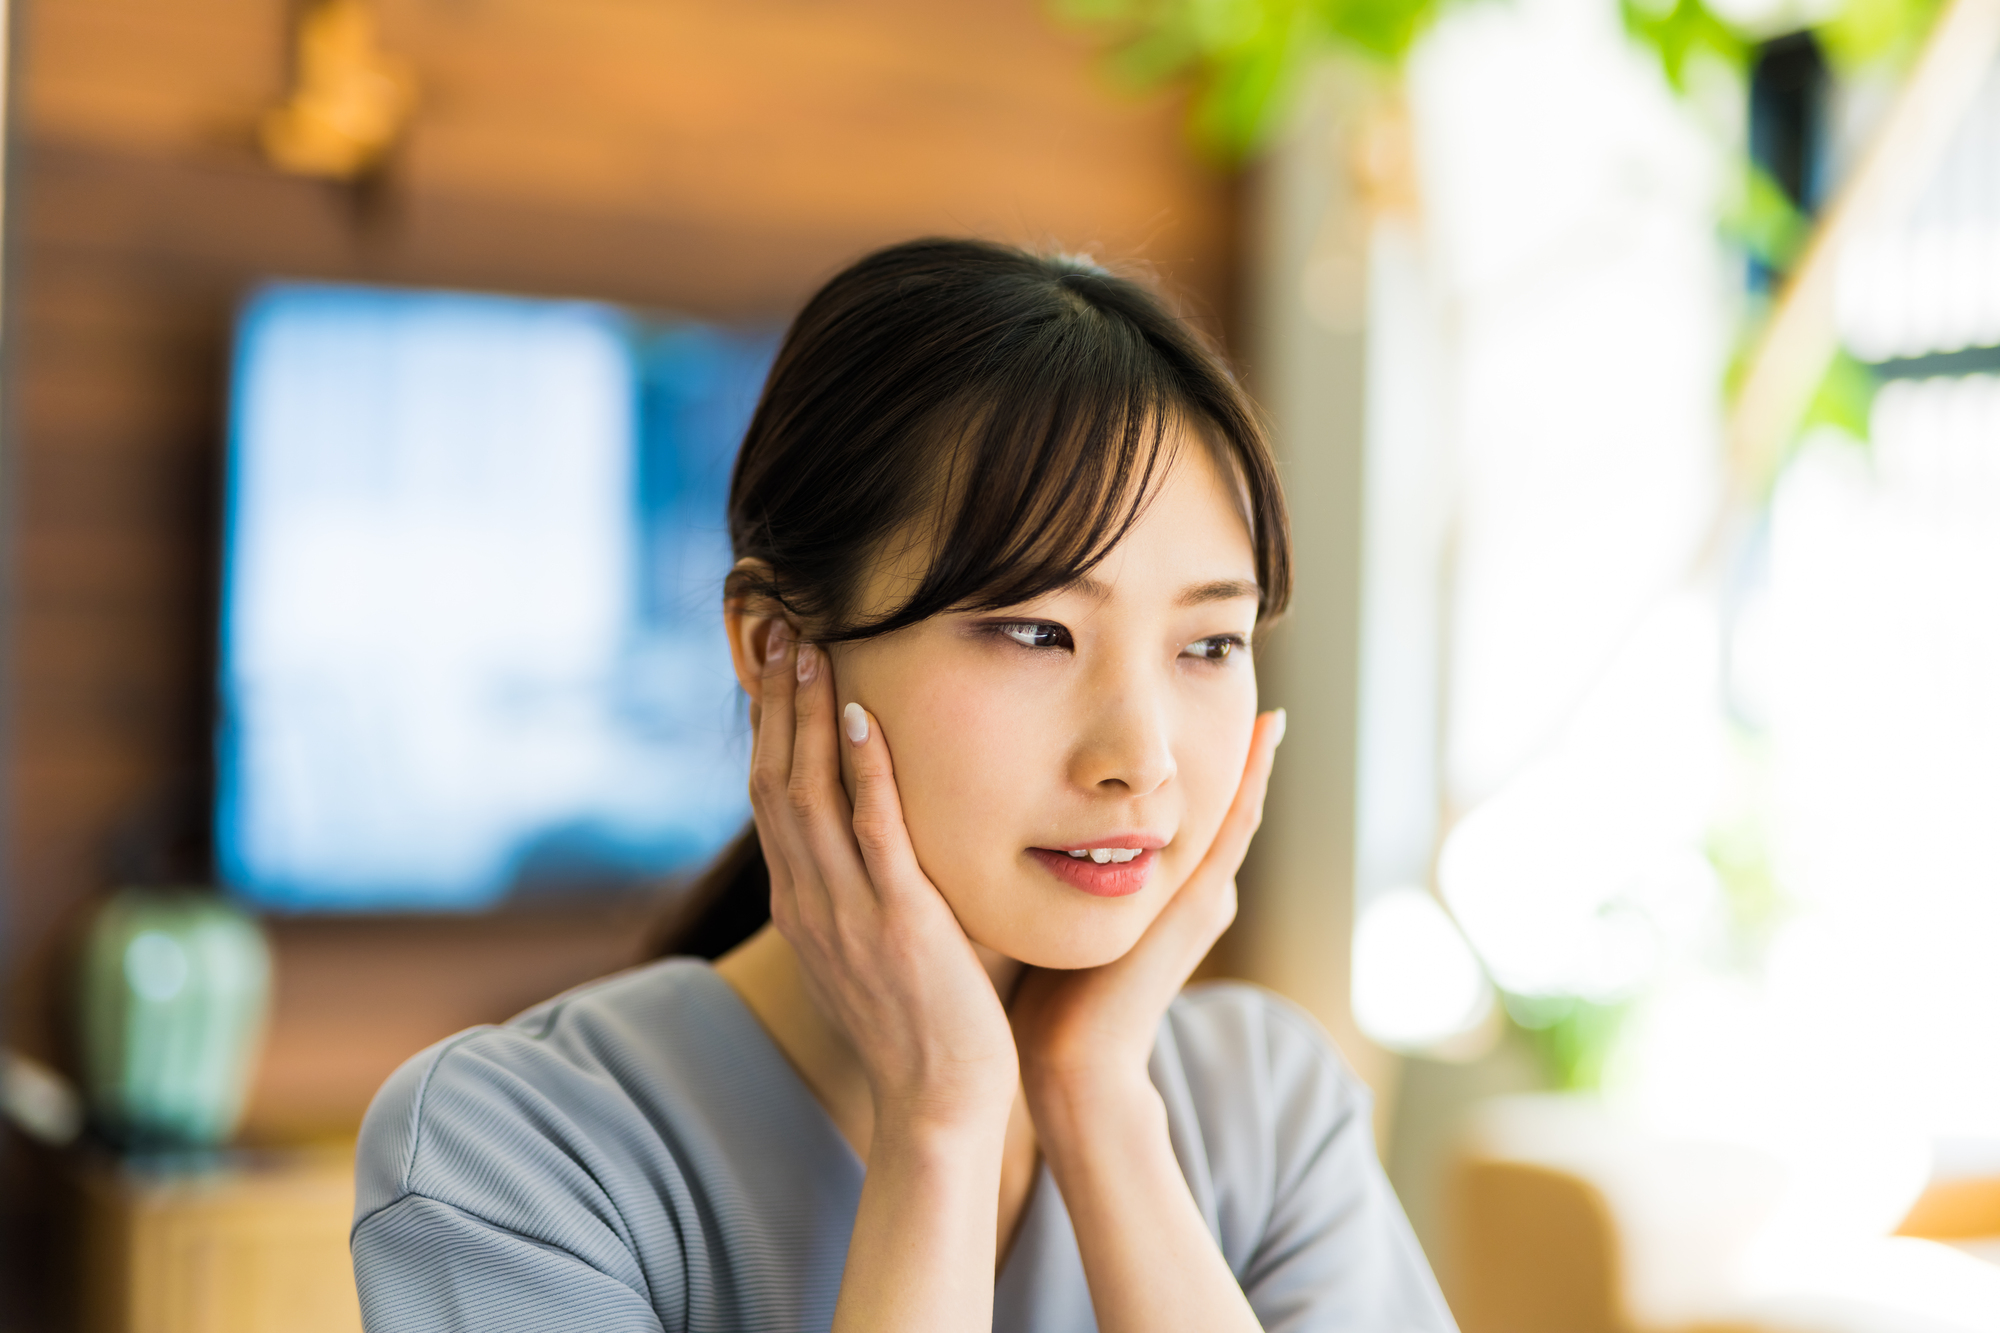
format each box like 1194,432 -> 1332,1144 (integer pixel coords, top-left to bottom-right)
1272,708 -> 1288,744
843,702 -> 869,745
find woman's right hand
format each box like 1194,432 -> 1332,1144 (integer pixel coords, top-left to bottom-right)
750,624 -> 1019,1137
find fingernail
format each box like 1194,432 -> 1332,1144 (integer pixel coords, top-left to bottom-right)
843,702 -> 869,745
796,642 -> 818,684
1272,708 -> 1288,745
765,623 -> 789,665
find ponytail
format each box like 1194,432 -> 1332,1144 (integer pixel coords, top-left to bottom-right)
649,823 -> 770,960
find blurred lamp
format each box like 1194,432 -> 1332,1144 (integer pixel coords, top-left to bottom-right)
260,0 -> 416,181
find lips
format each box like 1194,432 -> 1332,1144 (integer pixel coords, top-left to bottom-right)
1026,844 -> 1161,898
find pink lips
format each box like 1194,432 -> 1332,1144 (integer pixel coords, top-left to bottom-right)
1027,837 -> 1165,898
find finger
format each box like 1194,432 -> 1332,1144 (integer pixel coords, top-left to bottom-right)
778,645 -> 882,955
1118,708 -> 1286,981
744,624 -> 830,938
839,702 -> 929,906
786,643 -> 879,906
1188,707 -> 1285,888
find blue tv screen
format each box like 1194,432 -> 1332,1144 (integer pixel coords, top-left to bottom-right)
217,283 -> 776,912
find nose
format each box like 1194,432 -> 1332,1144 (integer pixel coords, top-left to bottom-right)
1067,655 -> 1176,797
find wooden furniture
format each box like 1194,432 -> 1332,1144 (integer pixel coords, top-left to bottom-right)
1899,1171 -> 2000,1242
71,1141 -> 361,1333
1446,1095 -> 2000,1333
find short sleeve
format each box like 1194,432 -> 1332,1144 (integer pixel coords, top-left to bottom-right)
353,1195 -> 664,1333
351,1025 -> 688,1333
1163,985 -> 1459,1333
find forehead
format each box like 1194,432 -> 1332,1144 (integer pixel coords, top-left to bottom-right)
1072,441 -> 1258,601
851,430 -> 1257,624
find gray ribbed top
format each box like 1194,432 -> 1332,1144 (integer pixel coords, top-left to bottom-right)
351,958 -> 1455,1333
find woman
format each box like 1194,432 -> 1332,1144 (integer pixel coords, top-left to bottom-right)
352,239 -> 1454,1332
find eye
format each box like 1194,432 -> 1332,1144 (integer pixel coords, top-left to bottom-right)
1182,634 -> 1245,663
998,622 -> 1072,651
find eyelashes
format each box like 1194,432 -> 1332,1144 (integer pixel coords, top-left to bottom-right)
990,621 -> 1248,662
997,621 -> 1072,650
1183,634 -> 1246,662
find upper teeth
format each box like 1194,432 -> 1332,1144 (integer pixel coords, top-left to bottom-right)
1068,848 -> 1142,863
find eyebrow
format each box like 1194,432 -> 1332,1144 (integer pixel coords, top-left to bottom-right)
1178,578 -> 1261,607
1065,575 -> 1261,607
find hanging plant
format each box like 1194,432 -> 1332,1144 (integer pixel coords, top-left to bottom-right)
1055,0 -> 1942,164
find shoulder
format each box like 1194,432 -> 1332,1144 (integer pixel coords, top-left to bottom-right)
353,958 -> 863,1330
1161,980 -> 1374,1120
1158,986 -> 1456,1329
350,959 -> 756,1326
354,957 -> 733,1227
1150,982 -> 1378,1265
1154,985 -> 1459,1330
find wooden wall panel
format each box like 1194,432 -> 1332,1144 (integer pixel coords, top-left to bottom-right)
3,0 -> 1237,1127
21,0 -> 1236,311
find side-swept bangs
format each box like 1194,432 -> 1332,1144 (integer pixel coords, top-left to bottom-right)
726,239 -> 1290,643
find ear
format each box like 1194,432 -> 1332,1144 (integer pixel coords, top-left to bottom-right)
724,558 -> 794,707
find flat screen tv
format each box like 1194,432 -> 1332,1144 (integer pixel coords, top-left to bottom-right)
217,282 -> 776,912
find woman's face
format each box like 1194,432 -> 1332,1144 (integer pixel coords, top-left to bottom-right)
826,436 -> 1261,969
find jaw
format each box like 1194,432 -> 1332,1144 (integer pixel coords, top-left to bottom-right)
937,861 -> 1168,971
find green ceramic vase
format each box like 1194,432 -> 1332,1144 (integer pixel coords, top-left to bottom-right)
79,888 -> 272,1148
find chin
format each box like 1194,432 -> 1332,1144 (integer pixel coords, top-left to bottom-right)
964,895 -> 1160,971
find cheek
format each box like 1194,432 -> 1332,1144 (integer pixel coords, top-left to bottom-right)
835,635 -> 1258,966
861,657 -> 1050,855
1169,679 -> 1260,863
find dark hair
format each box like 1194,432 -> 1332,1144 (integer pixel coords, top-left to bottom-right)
652,237 -> 1290,960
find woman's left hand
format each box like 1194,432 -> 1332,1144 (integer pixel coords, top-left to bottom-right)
1010,707 -> 1286,1119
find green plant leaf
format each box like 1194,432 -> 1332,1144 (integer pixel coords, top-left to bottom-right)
1054,0 -> 1440,163
1188,4 -> 1327,158
1502,992 -> 1633,1091
1722,163 -> 1810,269
1798,346 -> 1879,440
1620,0 -> 1746,89
1323,0 -> 1439,61
1817,0 -> 1939,71
1187,0 -> 1275,51
1105,22 -> 1205,89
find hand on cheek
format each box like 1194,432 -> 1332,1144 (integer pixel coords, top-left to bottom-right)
748,624 -> 1020,1136
1010,707 -> 1287,1124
